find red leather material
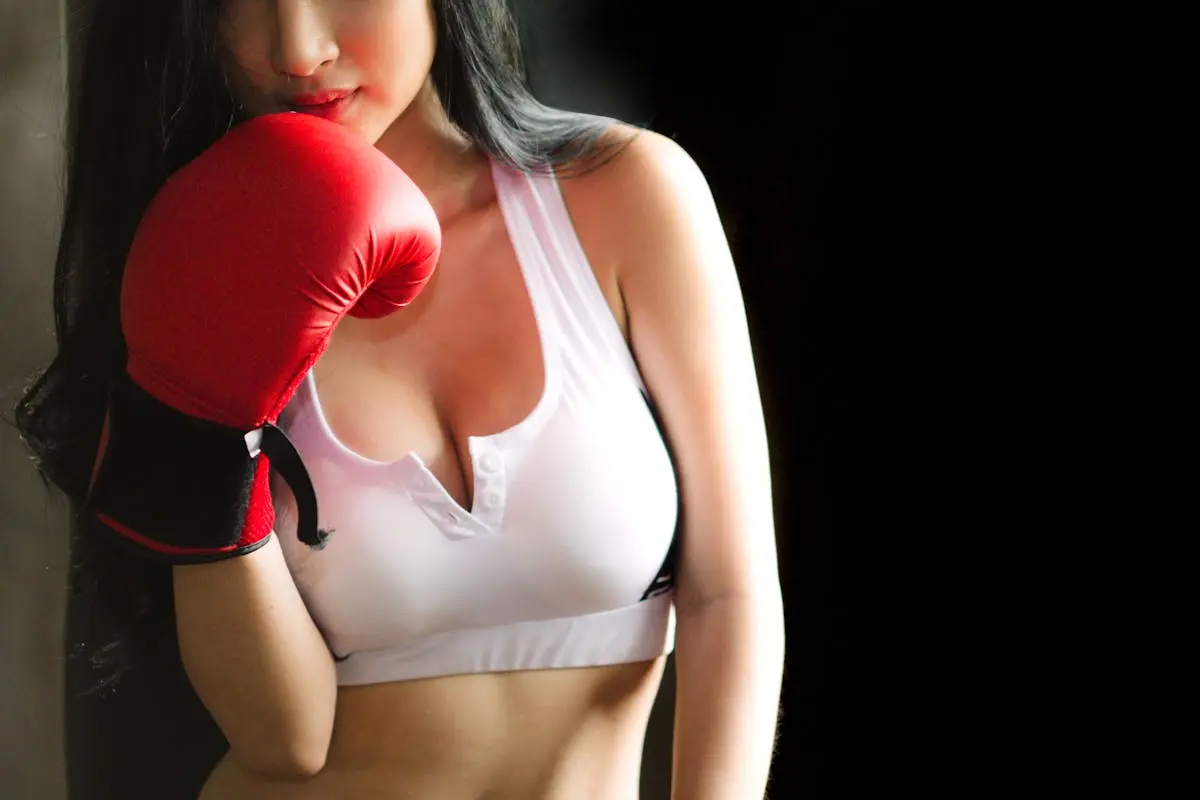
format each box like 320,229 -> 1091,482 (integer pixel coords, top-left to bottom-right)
94,113 -> 440,557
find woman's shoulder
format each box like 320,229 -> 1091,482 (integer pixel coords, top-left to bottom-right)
556,120 -> 717,276
561,120 -> 705,194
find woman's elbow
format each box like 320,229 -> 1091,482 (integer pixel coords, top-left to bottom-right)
227,698 -> 336,780
203,737 -> 329,796
232,731 -> 331,781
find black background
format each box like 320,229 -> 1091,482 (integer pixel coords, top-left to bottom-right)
516,1 -> 898,795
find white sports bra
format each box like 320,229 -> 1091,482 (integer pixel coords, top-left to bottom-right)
271,159 -> 680,686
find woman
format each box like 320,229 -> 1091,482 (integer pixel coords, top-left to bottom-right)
16,1 -> 785,797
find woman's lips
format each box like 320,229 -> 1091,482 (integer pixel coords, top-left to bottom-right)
287,89 -> 358,120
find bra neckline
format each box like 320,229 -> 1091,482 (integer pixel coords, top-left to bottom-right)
298,160 -> 564,538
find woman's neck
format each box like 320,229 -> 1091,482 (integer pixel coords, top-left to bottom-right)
375,80 -> 493,224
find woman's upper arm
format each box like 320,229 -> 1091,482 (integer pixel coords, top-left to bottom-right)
600,129 -> 783,614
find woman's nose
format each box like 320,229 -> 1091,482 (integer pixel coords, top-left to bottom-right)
271,0 -> 339,78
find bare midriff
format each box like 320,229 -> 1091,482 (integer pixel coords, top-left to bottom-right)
199,657 -> 667,800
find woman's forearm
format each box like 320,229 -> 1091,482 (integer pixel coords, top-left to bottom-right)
671,595 -> 786,800
174,535 -> 337,779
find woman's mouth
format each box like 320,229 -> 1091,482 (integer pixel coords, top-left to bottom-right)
286,89 -> 359,121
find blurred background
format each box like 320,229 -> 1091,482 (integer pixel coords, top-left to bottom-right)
0,0 -> 72,796
2,0 -> 892,796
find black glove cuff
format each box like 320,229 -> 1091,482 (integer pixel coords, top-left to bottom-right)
84,372 -> 326,564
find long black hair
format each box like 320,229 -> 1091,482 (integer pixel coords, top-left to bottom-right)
13,0 -> 624,688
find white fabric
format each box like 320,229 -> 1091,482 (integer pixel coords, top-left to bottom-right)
273,160 -> 679,686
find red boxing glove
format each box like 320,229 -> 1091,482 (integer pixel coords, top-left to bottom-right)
85,113 -> 440,562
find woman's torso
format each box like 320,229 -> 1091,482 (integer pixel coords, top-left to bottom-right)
201,146 -> 674,799
202,659 -> 666,799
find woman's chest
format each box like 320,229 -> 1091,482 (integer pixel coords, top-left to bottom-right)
308,201 -> 626,506
269,179 -> 679,663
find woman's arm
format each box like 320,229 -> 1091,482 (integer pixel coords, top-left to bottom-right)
174,534 -> 337,779
603,128 -> 787,799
